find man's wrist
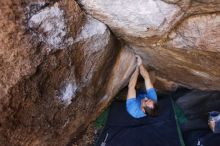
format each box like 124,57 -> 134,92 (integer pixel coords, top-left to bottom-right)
143,74 -> 150,80
128,83 -> 136,89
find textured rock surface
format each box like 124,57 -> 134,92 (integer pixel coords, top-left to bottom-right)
0,0 -> 135,145
79,0 -> 220,90
1,0 -> 220,145
175,89 -> 220,131
79,0 -> 185,46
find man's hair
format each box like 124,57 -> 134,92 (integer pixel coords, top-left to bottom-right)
143,102 -> 159,117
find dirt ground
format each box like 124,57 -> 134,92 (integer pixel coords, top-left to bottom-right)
72,123 -> 103,146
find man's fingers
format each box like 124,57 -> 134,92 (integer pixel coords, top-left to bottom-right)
135,55 -> 140,59
135,55 -> 142,66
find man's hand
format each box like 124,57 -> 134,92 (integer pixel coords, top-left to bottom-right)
136,55 -> 142,66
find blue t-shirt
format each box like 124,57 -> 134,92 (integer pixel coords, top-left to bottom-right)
126,88 -> 157,118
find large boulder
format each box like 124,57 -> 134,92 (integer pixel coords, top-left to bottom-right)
79,0 -> 220,90
174,89 -> 220,131
79,0 -> 186,46
0,0 -> 136,145
1,0 -> 220,145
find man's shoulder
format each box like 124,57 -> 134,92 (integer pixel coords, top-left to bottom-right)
126,98 -> 137,104
126,100 -> 146,118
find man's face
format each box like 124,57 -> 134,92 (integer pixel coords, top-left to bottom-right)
208,120 -> 215,132
141,98 -> 154,112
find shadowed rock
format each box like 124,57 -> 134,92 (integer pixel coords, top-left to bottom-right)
79,0 -> 220,90
175,89 -> 220,131
0,0 -> 135,145
1,0 -> 220,145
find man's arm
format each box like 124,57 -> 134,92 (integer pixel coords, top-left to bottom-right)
140,64 -> 157,102
127,67 -> 139,99
140,64 -> 153,90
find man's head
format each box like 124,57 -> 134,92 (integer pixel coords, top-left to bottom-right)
141,98 -> 159,117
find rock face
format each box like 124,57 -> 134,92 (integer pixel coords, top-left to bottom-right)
175,89 -> 220,131
79,0 -> 220,90
0,0 -> 135,145
79,0 -> 185,46
1,0 -> 220,145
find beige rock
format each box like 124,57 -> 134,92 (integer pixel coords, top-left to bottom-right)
1,0 -> 220,145
189,0 -> 220,14
79,0 -> 185,46
154,76 -> 179,91
164,14 -> 220,89
0,0 -> 129,145
79,0 -> 220,90
85,46 -> 137,125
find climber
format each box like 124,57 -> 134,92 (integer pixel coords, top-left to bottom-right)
126,56 -> 159,118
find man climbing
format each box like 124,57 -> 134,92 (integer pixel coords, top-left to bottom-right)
126,56 -> 159,118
